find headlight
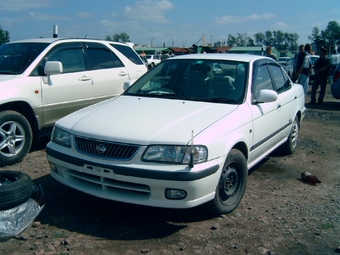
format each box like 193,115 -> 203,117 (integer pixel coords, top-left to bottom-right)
142,145 -> 208,164
51,126 -> 71,148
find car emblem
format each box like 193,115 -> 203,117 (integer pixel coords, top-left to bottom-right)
96,144 -> 107,154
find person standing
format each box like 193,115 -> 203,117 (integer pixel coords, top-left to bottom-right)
139,50 -> 147,63
309,48 -> 331,104
296,44 -> 313,94
292,45 -> 304,82
329,49 -> 340,80
265,46 -> 277,61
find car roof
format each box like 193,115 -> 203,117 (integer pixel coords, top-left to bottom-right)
169,53 -> 271,63
6,38 -> 129,46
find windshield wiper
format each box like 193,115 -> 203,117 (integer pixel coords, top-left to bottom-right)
205,97 -> 239,104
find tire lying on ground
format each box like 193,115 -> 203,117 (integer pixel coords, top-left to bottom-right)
0,171 -> 33,211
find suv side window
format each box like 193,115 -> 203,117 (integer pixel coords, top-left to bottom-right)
87,48 -> 114,69
49,48 -> 86,73
87,48 -> 123,69
110,44 -> 145,65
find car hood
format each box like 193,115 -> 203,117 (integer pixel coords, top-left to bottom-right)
0,74 -> 17,82
58,96 -> 238,144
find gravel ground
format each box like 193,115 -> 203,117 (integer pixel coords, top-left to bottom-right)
0,89 -> 340,255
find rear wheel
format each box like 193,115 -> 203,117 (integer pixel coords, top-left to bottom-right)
205,149 -> 247,215
0,111 -> 33,166
280,115 -> 299,155
0,170 -> 33,210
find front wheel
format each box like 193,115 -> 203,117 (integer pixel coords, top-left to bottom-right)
0,111 -> 33,166
205,149 -> 247,215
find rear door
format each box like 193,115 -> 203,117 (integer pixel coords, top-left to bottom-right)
84,42 -> 130,99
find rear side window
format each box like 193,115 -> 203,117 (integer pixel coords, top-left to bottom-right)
87,48 -> 123,69
110,44 -> 144,65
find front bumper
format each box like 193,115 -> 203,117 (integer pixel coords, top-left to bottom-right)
46,144 -> 223,209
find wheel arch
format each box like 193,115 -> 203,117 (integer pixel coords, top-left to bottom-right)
231,141 -> 248,161
0,101 -> 40,140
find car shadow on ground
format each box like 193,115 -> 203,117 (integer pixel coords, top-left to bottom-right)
33,173 -> 217,241
31,141 -> 288,241
29,136 -> 51,153
305,100 -> 340,111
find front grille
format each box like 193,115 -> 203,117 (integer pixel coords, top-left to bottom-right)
75,136 -> 139,160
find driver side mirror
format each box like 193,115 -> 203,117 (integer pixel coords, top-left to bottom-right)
254,89 -> 278,103
123,81 -> 132,91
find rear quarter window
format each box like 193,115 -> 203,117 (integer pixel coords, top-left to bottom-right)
87,48 -> 123,69
110,44 -> 144,65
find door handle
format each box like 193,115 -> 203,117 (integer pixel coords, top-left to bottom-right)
78,76 -> 92,81
118,72 -> 128,76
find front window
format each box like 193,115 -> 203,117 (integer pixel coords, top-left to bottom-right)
0,43 -> 49,74
124,59 -> 248,104
252,65 -> 274,95
268,65 -> 291,93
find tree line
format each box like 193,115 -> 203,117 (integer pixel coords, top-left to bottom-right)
1,21 -> 340,53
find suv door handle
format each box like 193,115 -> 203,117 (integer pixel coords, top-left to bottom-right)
118,71 -> 128,76
78,75 -> 92,81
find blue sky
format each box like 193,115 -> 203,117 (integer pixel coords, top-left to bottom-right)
1,0 -> 340,48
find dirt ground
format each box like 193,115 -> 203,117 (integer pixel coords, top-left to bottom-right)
1,87 -> 340,255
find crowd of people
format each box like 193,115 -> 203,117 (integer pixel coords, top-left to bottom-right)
266,44 -> 340,104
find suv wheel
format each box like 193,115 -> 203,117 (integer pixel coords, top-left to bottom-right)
0,111 -> 33,166
205,149 -> 247,215
0,170 -> 33,210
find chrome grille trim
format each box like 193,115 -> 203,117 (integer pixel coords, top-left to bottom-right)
75,136 -> 140,160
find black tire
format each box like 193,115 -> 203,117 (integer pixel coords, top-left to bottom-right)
0,170 -> 33,210
205,149 -> 248,215
280,115 -> 300,155
0,110 -> 33,166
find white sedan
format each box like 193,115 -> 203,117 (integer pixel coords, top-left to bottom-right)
146,54 -> 161,68
46,54 -> 306,215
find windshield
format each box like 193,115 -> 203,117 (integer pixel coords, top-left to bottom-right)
0,43 -> 49,74
124,58 -> 248,104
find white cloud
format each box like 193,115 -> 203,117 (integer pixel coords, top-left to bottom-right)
123,0 -> 174,23
100,20 -> 117,28
28,12 -> 71,21
0,17 -> 22,26
76,12 -> 96,18
0,0 -> 50,11
215,13 -> 275,25
271,21 -> 287,29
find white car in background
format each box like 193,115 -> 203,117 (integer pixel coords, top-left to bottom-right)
146,55 -> 161,68
284,58 -> 295,79
0,38 -> 147,166
46,54 -> 306,215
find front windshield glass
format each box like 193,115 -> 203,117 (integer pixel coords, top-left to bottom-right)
0,43 -> 49,74
124,58 -> 248,104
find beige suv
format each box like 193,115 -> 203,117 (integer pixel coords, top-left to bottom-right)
0,38 -> 147,166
